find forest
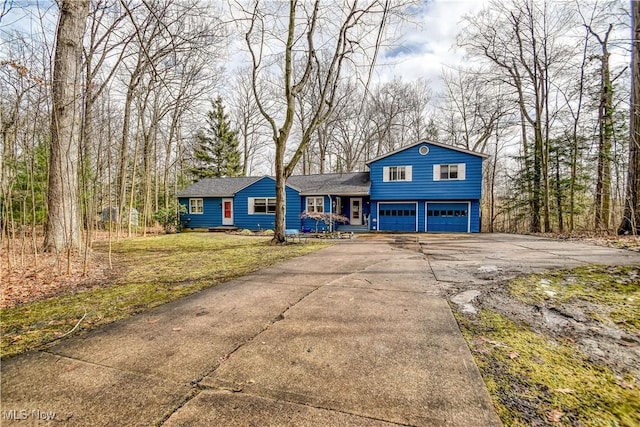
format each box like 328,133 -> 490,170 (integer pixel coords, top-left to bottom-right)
1,0 -> 639,252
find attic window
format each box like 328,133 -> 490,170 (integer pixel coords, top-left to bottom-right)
419,146 -> 429,155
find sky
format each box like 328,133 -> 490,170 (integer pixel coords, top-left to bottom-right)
374,0 -> 486,87
0,0 -> 487,92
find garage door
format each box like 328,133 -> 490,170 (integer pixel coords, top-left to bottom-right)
378,203 -> 417,232
426,203 -> 469,232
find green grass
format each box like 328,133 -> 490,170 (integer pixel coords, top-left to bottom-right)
1,233 -> 331,358
455,264 -> 640,427
509,265 -> 640,333
457,309 -> 640,427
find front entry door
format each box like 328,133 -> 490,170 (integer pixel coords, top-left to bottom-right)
350,198 -> 362,226
222,198 -> 233,225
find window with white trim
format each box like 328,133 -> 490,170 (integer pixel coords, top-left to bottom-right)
383,165 -> 412,182
249,197 -> 276,214
441,164 -> 458,180
189,198 -> 203,214
306,197 -> 324,213
433,163 -> 466,181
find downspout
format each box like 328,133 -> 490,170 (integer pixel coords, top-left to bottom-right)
328,195 -> 332,232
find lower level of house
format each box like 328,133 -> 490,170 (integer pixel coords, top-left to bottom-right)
179,195 -> 481,233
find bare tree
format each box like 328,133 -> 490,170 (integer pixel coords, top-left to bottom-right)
44,0 -> 89,252
240,0 -> 405,243
619,0 -> 640,235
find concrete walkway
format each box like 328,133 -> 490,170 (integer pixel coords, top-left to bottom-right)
3,234 -> 638,426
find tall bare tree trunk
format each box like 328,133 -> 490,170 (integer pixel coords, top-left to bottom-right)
592,25 -> 614,232
620,1 -> 640,235
44,0 -> 88,252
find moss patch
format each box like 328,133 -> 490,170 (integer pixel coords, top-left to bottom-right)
509,265 -> 640,333
1,233 -> 331,358
457,309 -> 640,427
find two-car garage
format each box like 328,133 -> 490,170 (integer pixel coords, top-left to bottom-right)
377,201 -> 471,233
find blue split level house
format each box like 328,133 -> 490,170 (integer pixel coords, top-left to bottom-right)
177,140 -> 488,233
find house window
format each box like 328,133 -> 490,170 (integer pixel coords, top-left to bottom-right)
306,197 -> 324,213
434,163 -> 466,181
383,165 -> 412,182
250,198 -> 276,214
440,164 -> 458,180
189,198 -> 203,214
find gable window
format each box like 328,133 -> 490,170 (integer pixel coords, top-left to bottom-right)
249,198 -> 276,214
306,197 -> 324,213
433,164 -> 466,181
189,198 -> 203,214
383,165 -> 412,182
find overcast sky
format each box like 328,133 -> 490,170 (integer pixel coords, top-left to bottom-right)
1,0 -> 487,90
374,0 -> 486,86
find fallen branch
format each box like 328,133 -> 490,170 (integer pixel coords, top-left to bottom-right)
57,307 -> 88,339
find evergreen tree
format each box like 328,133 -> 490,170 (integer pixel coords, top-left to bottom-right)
191,97 -> 242,179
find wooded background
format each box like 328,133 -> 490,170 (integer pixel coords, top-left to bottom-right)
1,0 -> 638,252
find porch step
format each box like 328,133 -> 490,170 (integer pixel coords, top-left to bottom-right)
208,226 -> 239,232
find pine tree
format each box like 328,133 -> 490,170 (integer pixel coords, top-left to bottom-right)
191,97 -> 242,179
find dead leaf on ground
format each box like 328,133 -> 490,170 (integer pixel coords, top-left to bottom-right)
508,352 -> 519,359
555,388 -> 574,394
547,409 -> 564,423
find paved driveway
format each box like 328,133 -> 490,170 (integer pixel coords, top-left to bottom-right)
2,234 -> 638,426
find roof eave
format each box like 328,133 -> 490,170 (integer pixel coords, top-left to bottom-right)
365,140 -> 489,165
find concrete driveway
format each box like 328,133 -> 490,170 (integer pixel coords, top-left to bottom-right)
2,234 -> 639,426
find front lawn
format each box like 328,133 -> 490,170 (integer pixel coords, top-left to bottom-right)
1,233 -> 330,358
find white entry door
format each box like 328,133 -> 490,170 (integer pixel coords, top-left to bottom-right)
350,198 -> 362,226
222,198 -> 233,225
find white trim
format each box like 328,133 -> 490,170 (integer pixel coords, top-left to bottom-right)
189,198 -> 203,215
350,198 -> 363,226
248,197 -> 277,215
435,163 -> 466,181
384,165 -> 412,182
306,196 -> 325,213
425,201 -> 471,233
376,201 -> 418,232
222,198 -> 233,225
366,140 -> 489,165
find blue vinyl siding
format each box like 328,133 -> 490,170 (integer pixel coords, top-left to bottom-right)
179,197 -> 222,229
177,142 -> 484,233
369,143 -> 483,201
234,176 -> 301,230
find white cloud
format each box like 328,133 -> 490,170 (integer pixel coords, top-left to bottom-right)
375,0 -> 487,90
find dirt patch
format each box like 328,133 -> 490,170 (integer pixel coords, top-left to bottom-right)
451,265 -> 640,426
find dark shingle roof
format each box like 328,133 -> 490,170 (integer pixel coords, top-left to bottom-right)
287,172 -> 370,195
176,176 -> 261,197
177,172 -> 370,198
